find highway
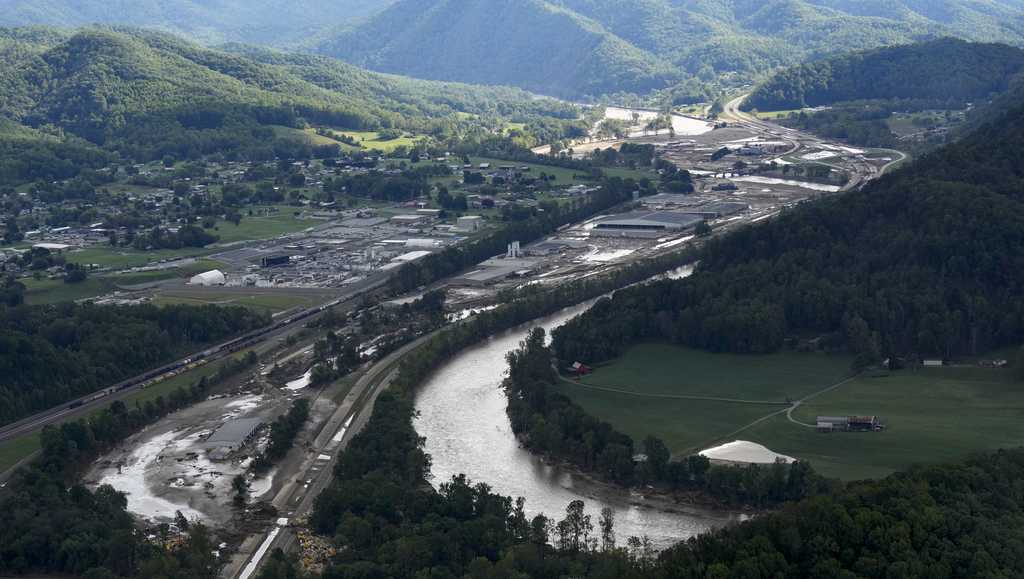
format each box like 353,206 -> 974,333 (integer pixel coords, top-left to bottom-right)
720,94 -> 907,191
223,329 -> 443,579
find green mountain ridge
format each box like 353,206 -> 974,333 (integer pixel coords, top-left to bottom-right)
745,38 -> 1024,110
315,0 -> 1024,98
0,26 -> 579,181
7,1 -> 1024,98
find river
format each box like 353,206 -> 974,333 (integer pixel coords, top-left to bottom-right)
414,284 -> 746,549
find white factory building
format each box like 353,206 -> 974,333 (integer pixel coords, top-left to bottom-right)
189,269 -> 227,286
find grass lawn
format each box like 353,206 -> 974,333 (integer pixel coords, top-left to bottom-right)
334,130 -> 424,153
0,432 -> 40,474
555,343 -> 1024,481
750,366 -> 1024,480
580,343 -> 851,401
152,290 -> 322,314
755,109 -> 803,120
22,259 -> 224,304
210,207 -> 313,244
67,246 -> 215,269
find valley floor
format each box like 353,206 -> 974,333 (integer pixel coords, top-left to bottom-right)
555,343 -> 1023,480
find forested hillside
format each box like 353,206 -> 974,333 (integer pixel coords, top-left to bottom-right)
746,38 -> 1024,110
317,0 -> 1024,98
0,0 -> 394,46
0,27 -> 579,173
8,1 -> 1024,99
554,94 -> 1024,368
0,294 -> 268,426
316,0 -> 685,99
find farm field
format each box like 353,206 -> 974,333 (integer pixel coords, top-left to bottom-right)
751,366 -> 1024,480
552,343 -> 850,456
554,343 -> 1024,481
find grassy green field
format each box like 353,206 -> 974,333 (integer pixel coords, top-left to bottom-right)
334,130 -> 424,153
209,207 -> 312,244
755,109 -> 803,120
22,259 -> 224,304
152,290 -> 323,314
67,246 -> 215,269
0,432 -> 40,473
552,343 -> 1024,481
750,366 -> 1024,480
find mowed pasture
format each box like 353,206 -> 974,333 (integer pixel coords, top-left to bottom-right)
552,343 -> 1024,480
751,366 -> 1024,480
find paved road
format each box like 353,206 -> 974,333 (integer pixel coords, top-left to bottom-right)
721,94 -> 902,192
224,329 -> 442,579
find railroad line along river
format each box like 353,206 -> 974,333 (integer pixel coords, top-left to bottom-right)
413,299 -> 747,549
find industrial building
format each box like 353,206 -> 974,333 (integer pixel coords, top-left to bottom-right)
688,201 -> 750,219
457,215 -> 483,232
592,211 -> 704,238
456,265 -> 524,287
817,415 -> 883,433
390,214 -> 430,226
260,254 -> 292,268
204,417 -> 263,459
189,269 -> 227,286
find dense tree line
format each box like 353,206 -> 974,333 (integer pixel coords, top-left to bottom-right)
261,399 -> 311,465
0,302 -> 268,426
554,96 -> 1024,368
505,328 -> 829,507
746,39 -> 1024,111
131,224 -> 219,250
777,106 -> 898,148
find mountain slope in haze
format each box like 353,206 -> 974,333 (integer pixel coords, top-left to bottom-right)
745,38 -> 1024,110
316,0 -> 685,99
0,27 -> 578,164
317,0 -> 1024,98
0,0 -> 396,46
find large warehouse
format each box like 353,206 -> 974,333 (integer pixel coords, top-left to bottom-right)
592,211 -> 704,238
204,417 -> 263,459
189,269 -> 227,286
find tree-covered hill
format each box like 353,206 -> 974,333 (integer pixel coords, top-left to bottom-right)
746,38 -> 1024,110
0,26 -> 579,165
315,0 -> 1024,98
553,89 -> 1024,367
7,1 -> 1024,98
0,0 -> 395,46
315,0 -> 686,99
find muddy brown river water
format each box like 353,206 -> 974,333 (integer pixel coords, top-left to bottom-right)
414,295 -> 747,549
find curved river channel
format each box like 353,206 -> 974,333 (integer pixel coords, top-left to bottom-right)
414,286 -> 748,549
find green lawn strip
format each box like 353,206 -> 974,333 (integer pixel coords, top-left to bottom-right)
152,291 -> 318,314
0,432 -> 41,474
